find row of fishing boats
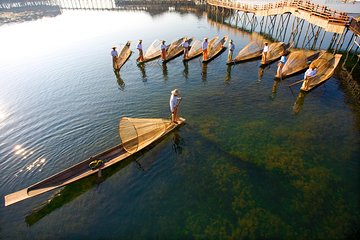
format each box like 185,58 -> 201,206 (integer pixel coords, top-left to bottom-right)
115,37 -> 341,92
137,36 -> 229,64
227,40 -> 341,92
4,38 -> 342,207
114,36 -> 229,69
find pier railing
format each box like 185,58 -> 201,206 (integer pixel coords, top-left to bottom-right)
207,0 -> 350,26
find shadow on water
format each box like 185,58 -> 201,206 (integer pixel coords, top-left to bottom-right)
114,70 -> 125,91
172,132 -> 184,154
258,65 -> 265,82
201,62 -> 207,82
182,124 -> 295,215
292,90 -> 308,114
183,61 -> 189,80
224,64 -> 232,84
25,129 -> 185,226
162,62 -> 168,81
137,63 -> 147,82
270,78 -> 280,100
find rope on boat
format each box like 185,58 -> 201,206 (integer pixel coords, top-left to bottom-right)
89,159 -> 104,170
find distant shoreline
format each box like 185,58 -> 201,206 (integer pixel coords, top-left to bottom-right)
0,5 -> 61,26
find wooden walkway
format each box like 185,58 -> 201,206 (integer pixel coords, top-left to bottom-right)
207,0 -> 350,34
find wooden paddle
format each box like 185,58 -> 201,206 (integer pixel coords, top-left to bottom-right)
288,79 -> 304,87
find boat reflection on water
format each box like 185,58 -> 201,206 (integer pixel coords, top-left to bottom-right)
293,90 -> 308,114
114,70 -> 125,91
137,63 -> 147,82
162,62 -> 168,81
172,132 -> 184,154
270,78 -> 280,100
24,146 -> 161,226
183,61 -> 189,80
224,64 -> 232,84
258,66 -> 265,81
201,63 -> 208,82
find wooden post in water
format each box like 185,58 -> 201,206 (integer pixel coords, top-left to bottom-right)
328,33 -> 339,51
337,28 -> 348,53
269,15 -> 277,37
250,14 -> 257,32
235,10 -> 239,27
333,33 -> 342,54
344,33 -> 355,52
259,16 -> 265,33
301,22 -> 311,49
311,26 -> 322,50
295,19 -> 305,48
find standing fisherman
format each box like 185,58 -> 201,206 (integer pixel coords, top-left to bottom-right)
276,51 -> 287,78
111,46 -> 119,70
136,40 -> 144,62
182,38 -> 190,60
262,42 -> 269,64
227,39 -> 235,62
202,37 -> 208,61
161,40 -> 167,61
169,89 -> 182,123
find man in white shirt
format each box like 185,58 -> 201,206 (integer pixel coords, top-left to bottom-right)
227,39 -> 235,62
303,63 -> 317,90
182,38 -> 189,60
262,42 -> 269,63
169,89 -> 182,123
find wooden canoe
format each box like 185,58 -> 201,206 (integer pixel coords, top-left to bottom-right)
183,36 -> 218,62
227,40 -> 264,65
275,49 -> 321,79
260,42 -> 291,66
137,40 -> 168,64
162,37 -> 193,63
300,53 -> 342,91
4,117 -> 186,207
202,36 -> 228,63
116,41 -> 132,70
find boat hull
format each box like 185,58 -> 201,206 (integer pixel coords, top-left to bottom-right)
275,50 -> 321,79
260,42 -> 291,67
300,53 -> 342,92
116,41 -> 132,70
4,117 -> 186,206
202,36 -> 228,63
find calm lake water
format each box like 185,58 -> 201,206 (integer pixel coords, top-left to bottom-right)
0,6 -> 359,240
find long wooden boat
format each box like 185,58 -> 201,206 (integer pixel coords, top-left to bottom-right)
162,37 -> 193,63
115,41 -> 132,70
137,40 -> 168,64
183,36 -> 218,62
227,40 -> 264,65
300,53 -> 342,91
4,117 -> 186,206
275,49 -> 321,79
260,42 -> 291,66
202,36 -> 228,63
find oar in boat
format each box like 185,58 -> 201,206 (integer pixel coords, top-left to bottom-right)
288,79 -> 304,87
